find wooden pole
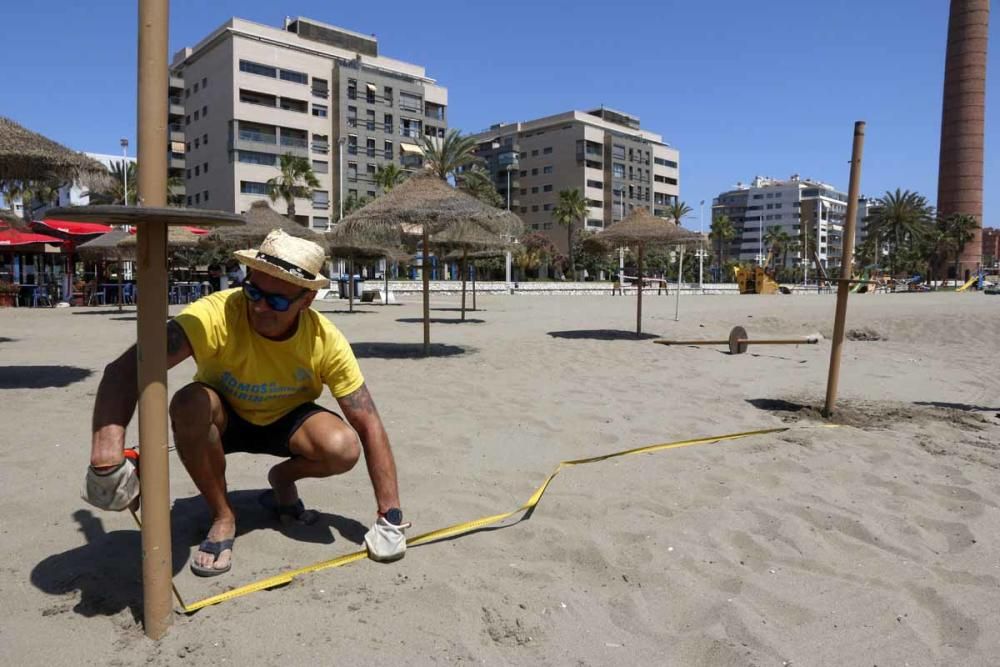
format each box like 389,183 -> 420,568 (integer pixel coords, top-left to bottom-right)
471,261 -> 477,311
823,121 -> 866,417
383,255 -> 388,306
348,256 -> 354,313
636,242 -> 644,335
460,247 -> 467,321
422,223 -> 430,355
135,0 -> 172,641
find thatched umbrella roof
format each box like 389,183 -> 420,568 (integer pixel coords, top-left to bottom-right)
596,208 -> 703,336
76,226 -> 203,262
0,209 -> 28,231
337,170 -> 523,247
337,171 -> 523,351
597,207 -> 703,246
201,200 -> 322,250
0,116 -> 110,188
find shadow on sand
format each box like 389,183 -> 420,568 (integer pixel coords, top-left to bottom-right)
396,317 -> 486,325
547,329 -> 658,341
70,309 -> 134,316
0,365 -> 93,389
745,398 -> 811,412
30,489 -> 367,621
913,401 -> 1000,412
350,342 -> 472,359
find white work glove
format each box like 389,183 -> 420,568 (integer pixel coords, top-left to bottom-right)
365,515 -> 409,562
82,458 -> 140,511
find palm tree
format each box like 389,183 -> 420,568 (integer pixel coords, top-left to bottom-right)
552,189 -> 588,275
866,189 -> 934,276
709,215 -> 736,278
374,163 -> 407,193
342,193 -> 370,216
90,162 -> 187,207
267,153 -> 320,219
457,164 -> 503,208
763,226 -> 792,268
667,201 -> 693,227
417,129 -> 480,181
940,213 -> 979,285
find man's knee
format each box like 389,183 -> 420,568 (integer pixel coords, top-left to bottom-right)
169,384 -> 223,440
312,423 -> 361,474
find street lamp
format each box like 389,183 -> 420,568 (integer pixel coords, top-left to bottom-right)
698,199 -> 705,288
120,138 -> 129,206
337,136 -> 348,226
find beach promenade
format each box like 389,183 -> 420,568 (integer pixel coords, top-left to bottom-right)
2,291 -> 998,664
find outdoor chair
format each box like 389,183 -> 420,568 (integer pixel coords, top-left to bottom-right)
33,287 -> 53,308
86,286 -> 106,306
122,283 -> 135,304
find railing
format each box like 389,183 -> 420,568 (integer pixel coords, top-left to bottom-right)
384,149 -> 393,160
347,145 -> 358,155
169,96 -> 182,105
347,90 -> 357,100
366,148 -> 376,157
238,131 -> 276,144
347,118 -> 358,127
384,123 -> 393,133
280,137 -> 308,149
313,201 -> 329,210
400,127 -> 421,138
312,142 -> 329,154
312,88 -> 328,99
399,103 -> 422,113
366,121 -> 376,131
241,97 -> 277,109
425,109 -> 445,120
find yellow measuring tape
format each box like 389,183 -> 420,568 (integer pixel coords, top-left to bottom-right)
138,425 -> 790,613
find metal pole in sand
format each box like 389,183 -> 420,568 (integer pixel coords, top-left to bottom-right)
822,121 -> 865,417
674,244 -> 684,321
135,0 -> 172,640
422,222 -> 430,355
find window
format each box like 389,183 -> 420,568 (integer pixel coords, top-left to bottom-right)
347,79 -> 357,99
766,204 -> 773,210
194,166 -> 200,176
185,141 -> 191,152
653,156 -> 677,168
312,134 -> 329,154
313,191 -> 329,209
194,110 -> 200,121
384,114 -> 393,133
612,163 -> 625,179
532,205 -> 539,212
543,203 -> 553,211
203,133 -> 208,145
239,60 -> 276,78
367,190 -> 376,199
184,88 -> 190,98
399,91 -> 422,112
543,185 -> 553,192
347,106 -> 357,127
543,223 -> 553,230
383,86 -> 393,104
586,179 -> 603,189
186,196 -> 192,205
193,82 -> 199,93
366,110 -> 376,131
202,77 -> 207,88
279,68 -> 308,85
531,224 -> 539,230
520,207 -> 528,214
766,193 -> 773,198
279,97 -> 306,113
366,163 -> 377,176
312,160 -> 328,174
203,162 -> 209,173
237,151 -> 276,166
312,104 -> 327,118
185,115 -> 190,126
520,188 -> 527,195
194,138 -> 200,149
543,166 -> 553,174
240,181 -> 269,195
347,162 -> 358,181
185,169 -> 191,179
366,83 -> 376,104
194,193 -> 200,204
612,144 -> 625,160
531,186 -> 539,194
519,170 -> 527,177
366,137 -> 376,157
531,149 -> 539,156
348,189 -> 357,199
203,191 -> 209,202
384,141 -> 393,160
313,216 -> 329,229
543,147 -> 553,154
531,168 -> 539,176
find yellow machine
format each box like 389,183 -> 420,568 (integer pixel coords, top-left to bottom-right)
733,249 -> 780,295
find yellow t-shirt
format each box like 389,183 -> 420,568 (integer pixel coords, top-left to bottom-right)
174,289 -> 364,425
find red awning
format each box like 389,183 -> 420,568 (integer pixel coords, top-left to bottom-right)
0,228 -> 64,247
35,219 -> 113,235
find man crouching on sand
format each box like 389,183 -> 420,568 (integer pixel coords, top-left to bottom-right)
82,230 -> 407,576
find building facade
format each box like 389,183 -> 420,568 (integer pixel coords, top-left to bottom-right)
469,108 -> 679,252
170,16 -> 448,228
712,175 -> 850,269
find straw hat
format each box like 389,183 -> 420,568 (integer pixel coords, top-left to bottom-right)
233,229 -> 328,290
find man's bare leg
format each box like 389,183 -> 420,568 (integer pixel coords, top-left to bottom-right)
170,383 -> 233,572
267,412 -> 361,506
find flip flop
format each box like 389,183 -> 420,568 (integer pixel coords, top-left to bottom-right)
257,490 -> 319,525
190,538 -> 234,577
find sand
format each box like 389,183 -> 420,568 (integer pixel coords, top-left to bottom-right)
1,290 -> 998,665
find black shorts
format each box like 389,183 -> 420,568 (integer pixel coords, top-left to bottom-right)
209,386 -> 341,458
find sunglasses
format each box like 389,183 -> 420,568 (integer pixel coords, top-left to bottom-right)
242,281 -> 307,312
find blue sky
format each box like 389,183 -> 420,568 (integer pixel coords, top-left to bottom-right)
3,0 -> 996,226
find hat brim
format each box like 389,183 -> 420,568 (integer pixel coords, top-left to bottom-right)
233,249 -> 329,290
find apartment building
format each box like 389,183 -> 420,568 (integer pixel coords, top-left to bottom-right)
712,175 -> 850,269
168,73 -> 186,203
170,16 -> 448,228
469,108 -> 679,252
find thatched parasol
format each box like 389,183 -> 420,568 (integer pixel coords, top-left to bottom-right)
0,116 -> 110,188
596,207 -> 702,335
442,245 -> 509,313
76,227 -> 203,311
327,223 -> 409,312
431,222 -> 511,320
200,200 -> 322,250
0,208 -> 29,231
337,170 -> 523,353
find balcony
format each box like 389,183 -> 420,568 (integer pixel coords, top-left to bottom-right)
169,75 -> 184,90
400,127 -> 421,138
312,142 -> 329,154
365,121 -> 376,131
347,118 -> 358,128
232,132 -> 278,154
384,123 -> 393,133
311,87 -> 328,99
169,130 -> 184,143
347,145 -> 358,155
366,148 -> 376,158
169,157 -> 185,170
